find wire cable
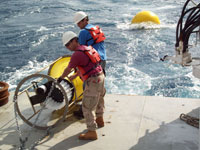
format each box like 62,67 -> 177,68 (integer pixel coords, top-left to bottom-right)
175,0 -> 200,53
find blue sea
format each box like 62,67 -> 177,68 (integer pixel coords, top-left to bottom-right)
1,0 -> 200,98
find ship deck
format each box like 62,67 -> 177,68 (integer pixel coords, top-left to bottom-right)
0,92 -> 199,150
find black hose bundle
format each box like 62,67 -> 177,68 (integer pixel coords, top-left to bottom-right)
176,0 -> 200,53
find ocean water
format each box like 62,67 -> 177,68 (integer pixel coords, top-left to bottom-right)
1,0 -> 200,98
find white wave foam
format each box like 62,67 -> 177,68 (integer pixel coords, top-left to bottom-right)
6,58 -> 52,91
36,26 -> 49,32
186,72 -> 200,92
154,5 -> 177,10
31,35 -> 49,47
106,64 -> 151,95
30,8 -> 41,14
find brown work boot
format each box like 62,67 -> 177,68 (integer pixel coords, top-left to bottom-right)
79,130 -> 97,140
96,117 -> 104,128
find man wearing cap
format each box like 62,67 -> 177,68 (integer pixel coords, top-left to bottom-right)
73,11 -> 107,119
59,31 -> 106,140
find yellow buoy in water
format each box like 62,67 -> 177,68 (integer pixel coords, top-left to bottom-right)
131,11 -> 160,24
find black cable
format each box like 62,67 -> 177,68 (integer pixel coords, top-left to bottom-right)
175,0 -> 191,47
175,0 -> 200,53
182,9 -> 200,51
179,5 -> 200,36
184,17 -> 200,48
176,1 -> 197,45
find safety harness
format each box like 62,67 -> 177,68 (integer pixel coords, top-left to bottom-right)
77,46 -> 101,81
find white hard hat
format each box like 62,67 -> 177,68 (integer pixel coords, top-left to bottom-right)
74,11 -> 87,24
62,31 -> 77,46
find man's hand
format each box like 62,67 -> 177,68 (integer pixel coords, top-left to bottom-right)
68,73 -> 78,81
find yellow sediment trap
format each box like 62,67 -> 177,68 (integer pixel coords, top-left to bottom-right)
13,55 -> 84,130
48,55 -> 83,102
48,55 -> 84,117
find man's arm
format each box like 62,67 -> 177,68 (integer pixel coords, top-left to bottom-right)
60,66 -> 72,79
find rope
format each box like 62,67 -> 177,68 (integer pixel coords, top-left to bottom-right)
191,0 -> 197,6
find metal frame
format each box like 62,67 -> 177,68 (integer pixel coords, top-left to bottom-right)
14,73 -> 69,130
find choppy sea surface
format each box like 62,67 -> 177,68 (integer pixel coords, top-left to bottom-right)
1,0 -> 200,98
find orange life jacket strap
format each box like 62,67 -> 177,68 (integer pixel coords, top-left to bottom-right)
85,26 -> 106,45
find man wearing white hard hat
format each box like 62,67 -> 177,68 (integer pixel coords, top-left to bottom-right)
74,11 -> 107,73
59,31 -> 106,140
73,11 -> 107,119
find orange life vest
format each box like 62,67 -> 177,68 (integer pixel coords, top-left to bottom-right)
77,45 -> 101,81
86,26 -> 106,45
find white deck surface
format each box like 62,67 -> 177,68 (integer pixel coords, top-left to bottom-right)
0,92 -> 199,150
